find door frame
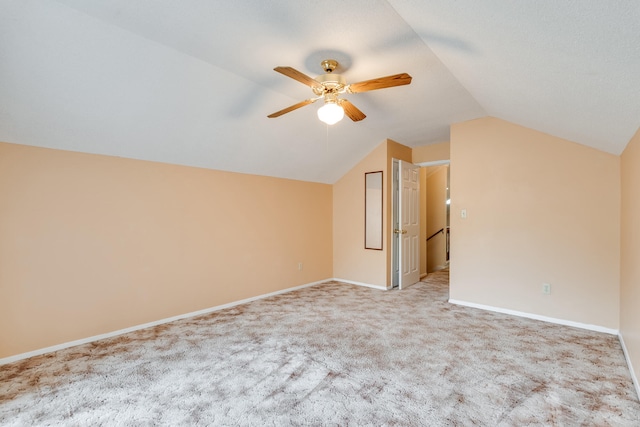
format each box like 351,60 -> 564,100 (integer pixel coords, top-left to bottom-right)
392,159 -> 400,288
391,158 -> 421,289
417,160 -> 451,274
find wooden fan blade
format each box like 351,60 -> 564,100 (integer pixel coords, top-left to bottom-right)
267,98 -> 318,118
274,66 -> 323,90
347,73 -> 412,93
341,99 -> 366,122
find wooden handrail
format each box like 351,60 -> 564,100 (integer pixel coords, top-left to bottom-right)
427,228 -> 444,242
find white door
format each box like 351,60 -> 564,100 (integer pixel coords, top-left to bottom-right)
399,160 -> 420,289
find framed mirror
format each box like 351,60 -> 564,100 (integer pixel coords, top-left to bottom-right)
365,171 -> 383,250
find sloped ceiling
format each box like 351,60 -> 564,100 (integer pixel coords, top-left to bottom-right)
1,0 -> 638,183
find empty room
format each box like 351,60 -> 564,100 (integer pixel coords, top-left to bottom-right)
1,1 -> 639,425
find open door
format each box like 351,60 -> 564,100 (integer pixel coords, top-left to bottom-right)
395,159 -> 420,289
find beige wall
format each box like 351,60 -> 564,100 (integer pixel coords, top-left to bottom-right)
333,141 -> 387,286
620,127 -> 640,384
449,117 -> 620,329
426,165 -> 448,273
413,141 -> 450,164
6,115 -> 632,365
0,142 -> 333,358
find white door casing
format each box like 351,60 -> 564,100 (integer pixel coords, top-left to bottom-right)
399,160 -> 420,289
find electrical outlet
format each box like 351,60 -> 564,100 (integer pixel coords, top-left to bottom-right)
542,283 -> 551,295
298,262 -> 303,271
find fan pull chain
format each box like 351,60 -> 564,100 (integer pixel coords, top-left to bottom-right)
326,123 -> 329,147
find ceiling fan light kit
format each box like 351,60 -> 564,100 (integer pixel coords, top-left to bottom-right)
268,59 -> 412,125
317,101 -> 344,125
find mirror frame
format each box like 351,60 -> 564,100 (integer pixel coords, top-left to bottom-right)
364,171 -> 383,250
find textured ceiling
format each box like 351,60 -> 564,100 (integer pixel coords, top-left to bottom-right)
1,0 -> 638,183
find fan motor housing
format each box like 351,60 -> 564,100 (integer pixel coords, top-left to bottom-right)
313,73 -> 346,95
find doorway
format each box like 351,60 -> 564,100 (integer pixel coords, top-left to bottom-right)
420,161 -> 451,275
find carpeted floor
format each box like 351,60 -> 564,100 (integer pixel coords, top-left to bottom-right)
1,270 -> 639,426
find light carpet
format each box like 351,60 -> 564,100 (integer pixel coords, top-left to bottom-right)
1,270 -> 639,425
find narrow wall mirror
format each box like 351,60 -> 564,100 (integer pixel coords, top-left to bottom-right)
365,171 -> 383,250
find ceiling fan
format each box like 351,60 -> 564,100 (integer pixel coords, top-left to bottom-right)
268,59 -> 412,125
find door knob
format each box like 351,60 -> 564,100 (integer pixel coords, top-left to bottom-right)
394,229 -> 407,234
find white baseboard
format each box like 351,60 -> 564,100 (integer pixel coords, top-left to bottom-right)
0,278 -> 330,366
332,278 -> 389,290
619,333 -> 640,400
448,299 -> 619,335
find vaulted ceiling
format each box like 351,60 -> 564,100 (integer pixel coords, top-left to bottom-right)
1,1 -> 639,183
